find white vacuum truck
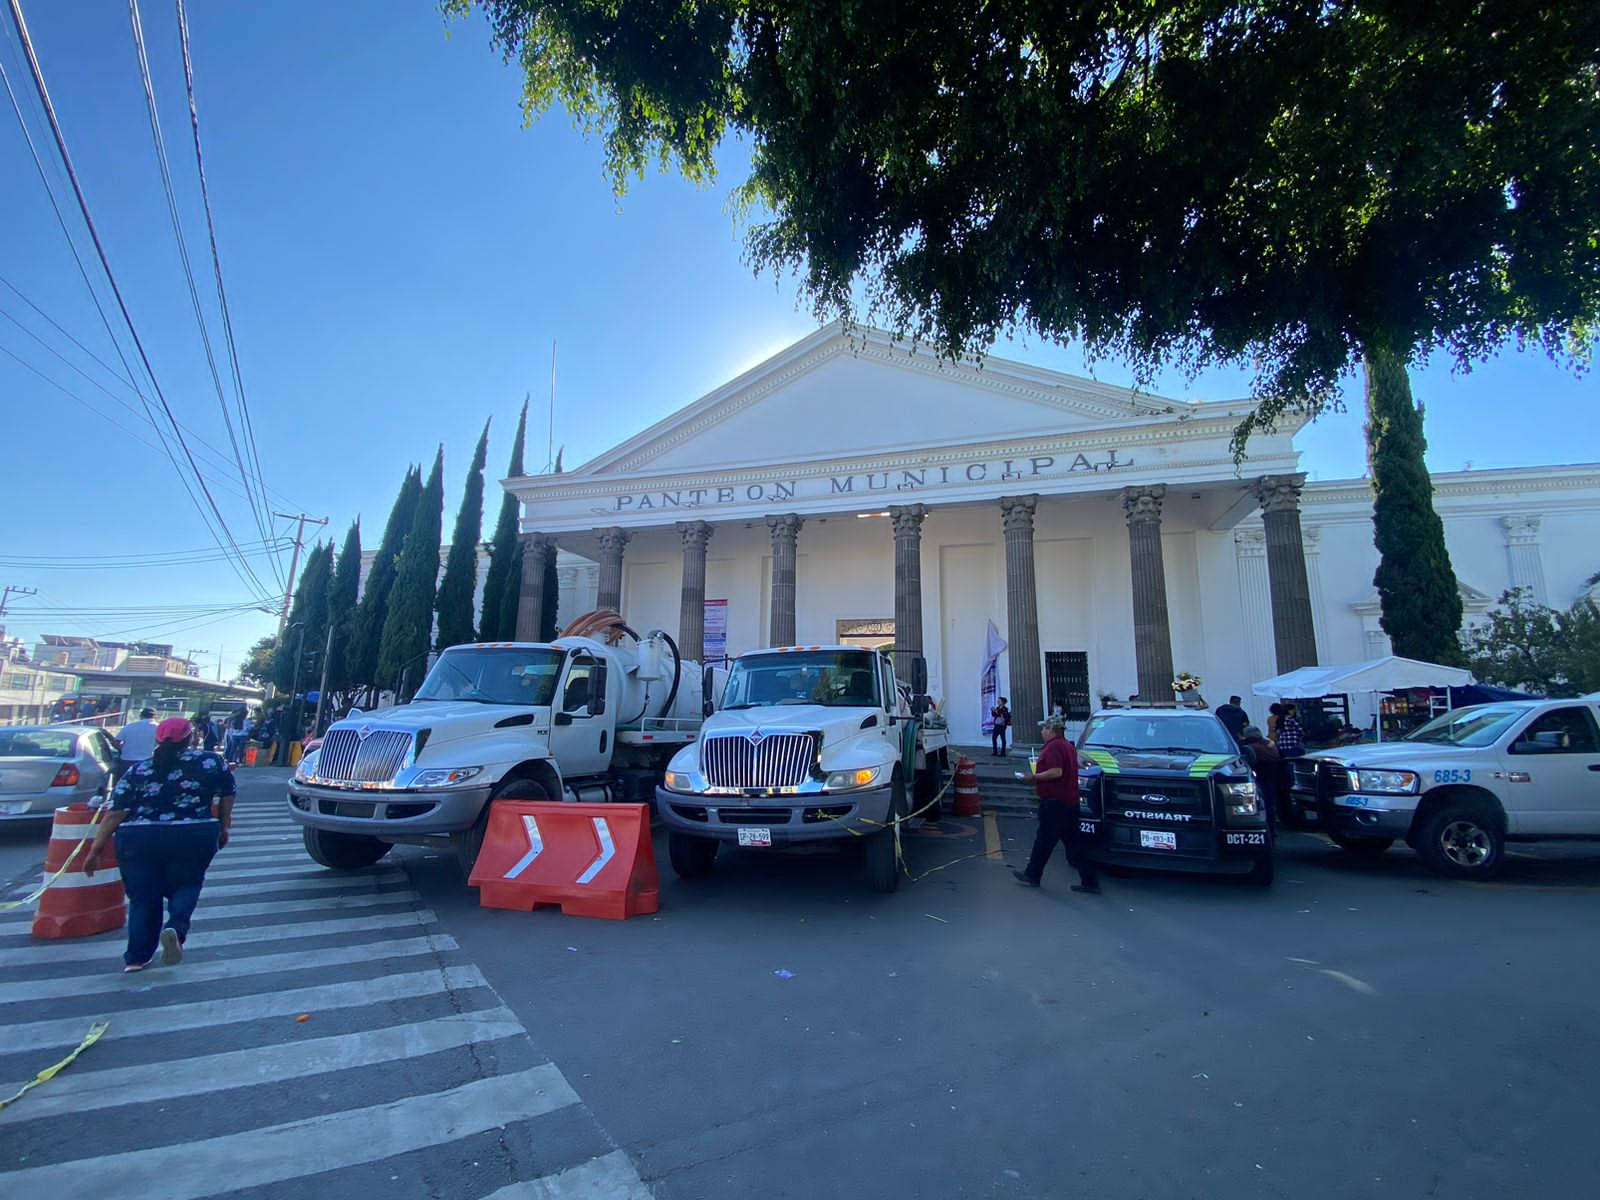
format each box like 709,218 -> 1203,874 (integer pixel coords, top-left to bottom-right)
288,611 -> 709,876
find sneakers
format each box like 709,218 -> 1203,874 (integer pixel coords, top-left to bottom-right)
1012,869 -> 1040,888
122,961 -> 149,973
159,927 -> 184,966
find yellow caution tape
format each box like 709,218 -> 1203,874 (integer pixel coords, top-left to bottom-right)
0,1020 -> 110,1111
0,804 -> 109,912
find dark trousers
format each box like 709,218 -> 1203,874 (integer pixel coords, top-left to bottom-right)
1023,799 -> 1100,887
992,726 -> 1009,755
114,821 -> 220,966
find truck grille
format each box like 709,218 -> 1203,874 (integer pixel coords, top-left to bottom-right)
702,733 -> 817,790
1290,759 -> 1350,797
1109,778 -> 1208,813
313,728 -> 413,783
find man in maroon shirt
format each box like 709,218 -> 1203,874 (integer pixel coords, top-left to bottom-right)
1014,715 -> 1102,893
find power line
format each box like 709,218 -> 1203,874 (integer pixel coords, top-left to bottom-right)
127,0 -> 279,586
0,542 -> 290,569
2,0 -> 273,603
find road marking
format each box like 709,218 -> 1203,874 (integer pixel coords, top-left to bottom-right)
0,1064 -> 579,1200
984,811 -> 1002,861
0,1008 -> 525,1122
0,933 -> 459,1004
478,1150 -> 653,1200
4,964 -> 489,1054
199,889 -> 421,919
0,909 -> 436,967
202,862 -> 380,881
203,870 -> 407,897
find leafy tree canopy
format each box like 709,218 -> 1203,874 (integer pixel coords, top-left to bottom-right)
274,542 -> 333,693
454,0 -> 1599,441
1463,589 -> 1600,697
438,420 -> 491,650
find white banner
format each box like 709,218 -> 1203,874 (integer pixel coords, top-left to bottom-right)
980,619 -> 1007,735
703,599 -> 728,667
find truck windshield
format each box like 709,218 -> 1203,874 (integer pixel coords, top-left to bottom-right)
1403,705 -> 1525,747
721,651 -> 881,709
1079,713 -> 1235,756
413,647 -> 564,706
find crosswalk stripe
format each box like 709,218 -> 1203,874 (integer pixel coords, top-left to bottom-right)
0,933 -> 458,1004
0,909 -> 436,967
0,1007 -> 525,1122
0,1063 -> 579,1200
198,889 -> 421,919
203,862 -> 376,881
201,870 -> 406,897
477,1150 -> 653,1200
3,964 -> 489,1054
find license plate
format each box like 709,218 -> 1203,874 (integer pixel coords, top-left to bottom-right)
737,827 -> 772,847
0,801 -> 30,816
1139,830 -> 1177,851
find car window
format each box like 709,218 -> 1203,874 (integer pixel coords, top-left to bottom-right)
562,657 -> 595,713
1404,705 -> 1525,747
1079,713 -> 1235,756
0,730 -> 77,757
1511,707 -> 1600,755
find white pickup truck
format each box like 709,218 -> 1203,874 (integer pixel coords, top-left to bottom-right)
1289,695 -> 1600,878
655,645 -> 950,892
288,619 -> 706,876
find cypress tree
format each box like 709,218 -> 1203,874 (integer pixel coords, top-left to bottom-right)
437,421 -> 489,649
379,448 -> 445,696
480,398 -> 528,641
350,465 -> 421,692
274,542 -> 333,693
324,519 -> 362,695
538,447 -> 564,639
1367,347 -> 1464,663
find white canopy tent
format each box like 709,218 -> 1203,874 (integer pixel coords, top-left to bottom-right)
1252,656 -> 1476,741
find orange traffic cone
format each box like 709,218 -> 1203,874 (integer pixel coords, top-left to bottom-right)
952,755 -> 982,817
32,804 -> 126,939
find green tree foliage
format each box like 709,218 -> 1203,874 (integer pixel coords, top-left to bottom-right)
351,465 -> 422,691
1367,351 -> 1464,662
324,519 -> 362,695
480,398 -> 528,641
454,2 -> 1599,433
1464,590 -> 1600,697
239,635 -> 276,686
540,544 -> 559,640
274,542 -> 333,692
438,421 -> 490,650
379,448 -> 445,695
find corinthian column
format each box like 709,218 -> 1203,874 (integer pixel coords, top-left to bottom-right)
514,533 -> 553,641
888,503 -> 928,681
1123,485 -> 1175,701
677,520 -> 714,662
1000,495 -> 1043,733
1256,474 -> 1319,672
593,527 -> 631,612
766,514 -> 803,646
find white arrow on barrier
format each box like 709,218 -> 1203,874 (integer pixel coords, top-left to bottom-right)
575,817 -> 615,885
504,815 -> 544,879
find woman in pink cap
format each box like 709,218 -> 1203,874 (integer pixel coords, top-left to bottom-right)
84,716 -> 236,972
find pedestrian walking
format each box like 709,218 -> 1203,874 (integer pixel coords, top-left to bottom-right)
83,716 -> 235,973
1215,694 -> 1250,742
1275,702 -> 1306,758
1014,715 -> 1101,893
1239,724 -> 1286,829
112,707 -> 159,784
991,697 -> 1012,756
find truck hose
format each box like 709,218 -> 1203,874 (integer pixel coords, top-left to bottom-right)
628,630 -> 683,724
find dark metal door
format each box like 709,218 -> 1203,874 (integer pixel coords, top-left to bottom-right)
1044,651 -> 1091,719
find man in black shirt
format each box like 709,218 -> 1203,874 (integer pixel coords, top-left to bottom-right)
1215,695 -> 1250,742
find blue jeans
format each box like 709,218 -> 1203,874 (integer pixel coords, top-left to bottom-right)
114,821 -> 220,966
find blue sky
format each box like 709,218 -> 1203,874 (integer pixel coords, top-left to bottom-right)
1,1 -> 1592,676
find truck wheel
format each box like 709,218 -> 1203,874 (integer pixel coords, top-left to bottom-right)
1416,805 -> 1503,880
1329,833 -> 1394,860
864,774 -> 907,893
453,776 -> 551,878
303,827 -> 391,870
668,832 -> 718,879
1243,854 -> 1275,886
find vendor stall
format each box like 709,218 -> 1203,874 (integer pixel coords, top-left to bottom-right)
1252,656 -> 1475,742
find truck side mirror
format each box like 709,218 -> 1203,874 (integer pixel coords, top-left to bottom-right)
702,666 -> 715,717
911,656 -> 928,695
590,663 -> 607,716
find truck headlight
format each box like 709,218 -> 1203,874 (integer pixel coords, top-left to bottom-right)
411,767 -> 484,788
1347,768 -> 1419,795
825,766 -> 883,790
293,750 -> 320,783
663,770 -> 694,792
1220,778 -> 1259,816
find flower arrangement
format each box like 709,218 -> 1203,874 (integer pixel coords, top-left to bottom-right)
1171,673 -> 1203,693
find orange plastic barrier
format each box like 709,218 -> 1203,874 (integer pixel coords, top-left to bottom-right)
33,804 -> 126,939
952,755 -> 982,817
469,801 -> 659,920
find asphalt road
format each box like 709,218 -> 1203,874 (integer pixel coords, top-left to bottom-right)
3,773 -> 1597,1199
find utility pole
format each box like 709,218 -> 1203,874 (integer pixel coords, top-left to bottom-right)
0,584 -> 39,617
312,623 -> 334,737
273,513 -> 328,640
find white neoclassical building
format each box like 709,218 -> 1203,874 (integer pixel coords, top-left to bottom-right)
503,325 -> 1600,741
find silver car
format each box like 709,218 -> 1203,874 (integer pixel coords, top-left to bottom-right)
0,725 -> 117,820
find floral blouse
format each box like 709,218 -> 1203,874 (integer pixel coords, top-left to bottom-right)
112,750 -> 237,824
